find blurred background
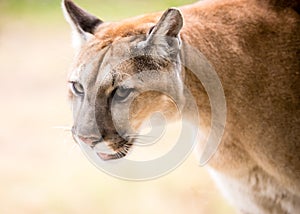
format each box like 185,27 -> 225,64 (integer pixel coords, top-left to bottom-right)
0,0 -> 234,213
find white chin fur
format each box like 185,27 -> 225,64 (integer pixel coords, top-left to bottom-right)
93,142 -> 115,154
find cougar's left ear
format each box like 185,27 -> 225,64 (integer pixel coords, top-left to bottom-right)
146,8 -> 183,50
62,0 -> 103,49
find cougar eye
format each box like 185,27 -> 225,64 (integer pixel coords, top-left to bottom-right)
69,81 -> 84,96
114,86 -> 134,102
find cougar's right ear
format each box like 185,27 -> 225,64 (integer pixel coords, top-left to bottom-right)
62,0 -> 103,49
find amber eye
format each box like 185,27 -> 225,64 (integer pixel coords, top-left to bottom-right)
114,86 -> 134,102
69,81 -> 84,96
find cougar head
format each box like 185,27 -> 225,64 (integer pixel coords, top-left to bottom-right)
62,0 -> 185,160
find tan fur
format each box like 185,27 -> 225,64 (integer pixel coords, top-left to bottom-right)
63,0 -> 300,213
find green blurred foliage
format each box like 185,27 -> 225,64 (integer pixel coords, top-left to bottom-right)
0,0 -> 196,23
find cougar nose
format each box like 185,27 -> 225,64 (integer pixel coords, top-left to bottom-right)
78,136 -> 100,147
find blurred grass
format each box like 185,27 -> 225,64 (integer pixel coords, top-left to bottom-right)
0,0 -> 196,24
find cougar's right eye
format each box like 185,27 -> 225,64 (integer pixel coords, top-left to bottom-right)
69,81 -> 84,96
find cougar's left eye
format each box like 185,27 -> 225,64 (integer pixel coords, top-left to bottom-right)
69,81 -> 84,96
114,86 -> 134,102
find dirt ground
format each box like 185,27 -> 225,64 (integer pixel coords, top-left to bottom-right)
0,20 -> 234,214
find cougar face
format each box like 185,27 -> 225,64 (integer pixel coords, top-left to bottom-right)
64,0 -> 185,160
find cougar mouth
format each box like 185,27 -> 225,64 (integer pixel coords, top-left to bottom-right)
94,139 -> 133,161
72,134 -> 133,161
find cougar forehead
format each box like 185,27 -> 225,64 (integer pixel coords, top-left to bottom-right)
68,10 -> 181,91
69,33 -> 175,91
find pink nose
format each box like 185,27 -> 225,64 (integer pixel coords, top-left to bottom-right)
78,136 -> 98,147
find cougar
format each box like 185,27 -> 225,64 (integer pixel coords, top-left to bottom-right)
62,0 -> 300,213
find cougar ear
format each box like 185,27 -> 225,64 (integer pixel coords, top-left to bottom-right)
149,8 -> 183,38
146,8 -> 183,57
62,0 -> 102,49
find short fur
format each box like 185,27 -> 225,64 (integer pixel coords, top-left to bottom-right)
63,0 -> 300,213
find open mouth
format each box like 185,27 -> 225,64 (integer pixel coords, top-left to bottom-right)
73,134 -> 132,161
94,139 -> 133,161
97,150 -> 127,161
